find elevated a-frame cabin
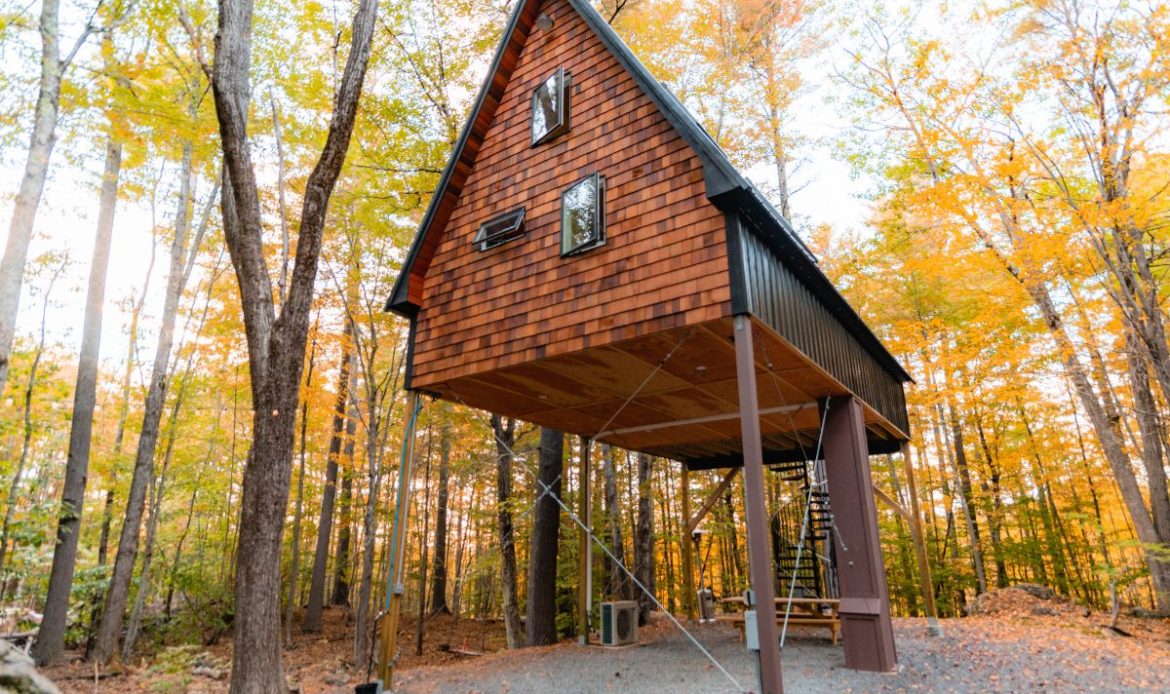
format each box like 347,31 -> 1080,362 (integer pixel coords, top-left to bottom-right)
386,0 -> 909,689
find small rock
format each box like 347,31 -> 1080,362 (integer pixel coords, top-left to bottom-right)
1014,583 -> 1055,600
192,664 -> 226,680
0,640 -> 60,693
1031,606 -> 1056,616
324,671 -> 349,686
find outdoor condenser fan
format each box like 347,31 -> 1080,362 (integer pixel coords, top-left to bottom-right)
600,600 -> 639,646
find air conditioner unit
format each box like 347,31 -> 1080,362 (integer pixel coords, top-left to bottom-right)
600,600 -> 639,646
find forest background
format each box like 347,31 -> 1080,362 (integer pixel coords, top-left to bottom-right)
0,0 -> 1168,683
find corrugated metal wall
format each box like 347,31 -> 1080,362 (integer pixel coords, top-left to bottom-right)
736,218 -> 910,435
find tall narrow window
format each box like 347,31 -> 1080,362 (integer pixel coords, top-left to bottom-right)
474,207 -> 526,251
532,68 -> 570,145
561,173 -> 605,256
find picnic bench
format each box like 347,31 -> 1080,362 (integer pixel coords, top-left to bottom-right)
715,596 -> 841,645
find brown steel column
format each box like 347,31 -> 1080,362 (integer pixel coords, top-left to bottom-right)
821,395 -> 897,672
733,316 -> 785,694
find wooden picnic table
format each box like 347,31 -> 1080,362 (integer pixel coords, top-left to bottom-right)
716,596 -> 841,644
719,596 -> 840,606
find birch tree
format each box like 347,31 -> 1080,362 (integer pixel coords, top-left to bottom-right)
0,0 -> 107,397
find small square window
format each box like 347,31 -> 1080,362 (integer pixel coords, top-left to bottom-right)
561,173 -> 605,256
474,207 -> 525,251
532,68 -> 570,146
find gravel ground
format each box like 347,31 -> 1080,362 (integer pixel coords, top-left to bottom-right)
393,617 -> 1170,693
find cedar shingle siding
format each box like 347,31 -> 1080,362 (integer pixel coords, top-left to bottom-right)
411,0 -> 731,389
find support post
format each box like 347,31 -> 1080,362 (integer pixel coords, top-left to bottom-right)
821,395 -> 897,672
900,441 -> 942,636
578,435 -> 592,644
681,464 -> 697,622
733,316 -> 784,694
378,391 -> 423,688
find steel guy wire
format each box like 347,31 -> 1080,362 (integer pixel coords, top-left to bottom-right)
450,391 -> 749,693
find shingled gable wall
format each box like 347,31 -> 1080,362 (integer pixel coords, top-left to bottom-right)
410,0 -> 732,389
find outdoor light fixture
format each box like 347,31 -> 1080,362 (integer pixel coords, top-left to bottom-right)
536,12 -> 553,31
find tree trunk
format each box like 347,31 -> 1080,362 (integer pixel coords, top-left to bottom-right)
451,480 -> 473,618
414,429 -> 432,656
30,133 -> 120,663
222,373 -> 240,585
91,144 -> 211,664
525,428 -> 563,647
945,399 -> 988,595
166,471 -> 204,618
124,268 -> 215,660
304,325 -> 353,632
634,452 -> 655,624
491,415 -> 523,649
285,335 -> 316,646
1124,335 -> 1170,545
332,409 -> 356,607
354,403 -> 384,669
0,263 -> 61,583
89,243 -> 154,656
885,456 -> 920,614
0,0 -> 69,397
1031,281 -> 1170,609
122,406 -> 177,661
98,235 -> 155,568
974,418 -> 1009,590
657,463 -> 676,613
723,489 -> 745,591
429,417 -> 452,615
601,444 -> 630,600
212,0 -> 378,680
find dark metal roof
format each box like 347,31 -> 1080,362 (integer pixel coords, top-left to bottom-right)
385,0 -> 912,385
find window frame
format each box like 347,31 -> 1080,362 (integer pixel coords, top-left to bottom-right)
473,207 -> 526,252
560,173 -> 606,257
531,67 -> 571,146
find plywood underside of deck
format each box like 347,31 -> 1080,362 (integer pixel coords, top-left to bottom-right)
417,316 -> 907,468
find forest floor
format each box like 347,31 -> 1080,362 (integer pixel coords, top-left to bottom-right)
41,588 -> 1170,693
